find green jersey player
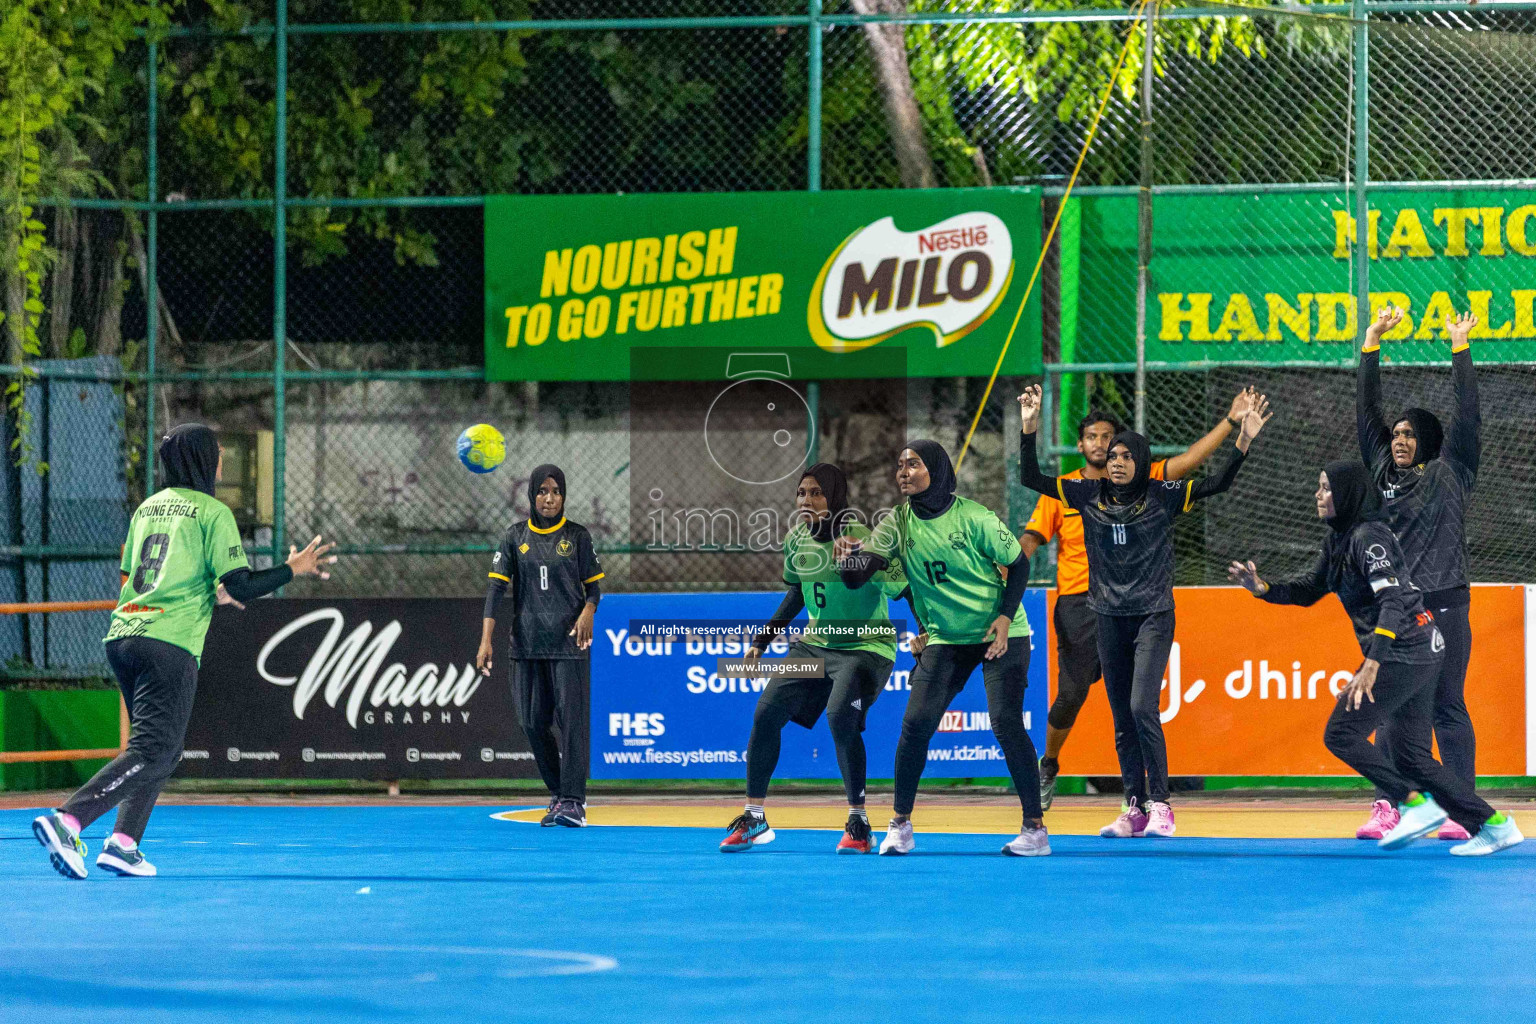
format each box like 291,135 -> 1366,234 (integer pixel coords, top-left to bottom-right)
839,440 -> 1047,858
720,464 -> 910,855
33,424 -> 335,879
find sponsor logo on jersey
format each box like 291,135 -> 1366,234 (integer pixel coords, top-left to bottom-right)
519,543 -> 530,554
807,212 -> 1014,354
557,538 -> 574,556
948,530 -> 967,550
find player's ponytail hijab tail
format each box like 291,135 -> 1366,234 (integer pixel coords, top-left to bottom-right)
1323,459 -> 1384,533
803,463 -> 850,543
1105,430 -> 1153,505
159,423 -> 219,496
905,439 -> 957,520
1398,408 -> 1444,465
528,463 -> 566,528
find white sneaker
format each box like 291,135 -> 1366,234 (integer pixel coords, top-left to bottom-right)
1450,818 -> 1525,857
1378,796 -> 1448,850
1001,826 -> 1051,857
879,818 -> 915,856
97,835 -> 156,877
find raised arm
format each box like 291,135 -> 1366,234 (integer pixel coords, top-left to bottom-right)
1016,385 -> 1086,506
1356,306 -> 1401,473
1185,393 -> 1270,504
1443,311 -> 1481,485
1162,387 -> 1252,480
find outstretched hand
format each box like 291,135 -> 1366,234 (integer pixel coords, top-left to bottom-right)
1227,559 -> 1268,596
286,535 -> 338,580
1226,385 -> 1257,425
1016,384 -> 1043,434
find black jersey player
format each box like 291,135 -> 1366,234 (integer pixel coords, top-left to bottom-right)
1019,384 -> 1269,839
1230,461 -> 1521,856
477,465 -> 604,828
1353,306 -> 1482,842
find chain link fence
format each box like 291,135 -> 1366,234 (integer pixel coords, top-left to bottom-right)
6,1 -> 1536,673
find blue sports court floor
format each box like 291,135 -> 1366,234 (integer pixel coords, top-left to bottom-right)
3,803 -> 1534,1023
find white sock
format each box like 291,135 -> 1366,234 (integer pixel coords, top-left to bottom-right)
744,803 -> 765,817
849,806 -> 867,820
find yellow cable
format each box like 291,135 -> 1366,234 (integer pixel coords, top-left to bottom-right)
955,0 -> 1151,472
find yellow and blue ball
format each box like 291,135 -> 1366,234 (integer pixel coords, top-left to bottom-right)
457,424 -> 505,474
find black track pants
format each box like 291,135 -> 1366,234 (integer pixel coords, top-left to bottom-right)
512,658 -> 590,801
62,637 -> 199,843
1324,655 -> 1493,834
891,640 -> 1040,819
1097,610 -> 1175,808
1047,593 -> 1101,731
1373,600 -> 1475,797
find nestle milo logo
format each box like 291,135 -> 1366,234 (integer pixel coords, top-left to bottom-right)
807,212 -> 1014,353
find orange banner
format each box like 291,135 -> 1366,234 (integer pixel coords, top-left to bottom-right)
1049,584 -> 1527,776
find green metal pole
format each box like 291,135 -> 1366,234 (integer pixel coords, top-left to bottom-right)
806,380 -> 820,466
144,38 -> 158,490
273,0 -> 288,565
807,0 -> 822,191
1133,0 -> 1157,435
1352,0 -> 1370,334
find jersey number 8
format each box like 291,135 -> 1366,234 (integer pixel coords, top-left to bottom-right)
132,532 -> 170,593
539,565 -> 549,591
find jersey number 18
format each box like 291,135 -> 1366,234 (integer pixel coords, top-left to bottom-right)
1111,524 -> 1127,545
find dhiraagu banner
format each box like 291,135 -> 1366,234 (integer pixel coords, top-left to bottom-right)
1073,188 -> 1536,364
484,189 -> 1042,381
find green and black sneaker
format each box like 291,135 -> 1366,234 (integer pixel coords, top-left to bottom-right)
33,811 -> 88,880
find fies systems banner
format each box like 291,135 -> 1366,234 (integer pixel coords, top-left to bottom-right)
484,189 -> 1042,381
181,599 -> 538,779
589,590 -> 1050,780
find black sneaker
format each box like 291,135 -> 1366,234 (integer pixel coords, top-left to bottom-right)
539,795 -> 561,827
552,798 -> 587,828
1039,756 -> 1060,812
836,812 -> 873,854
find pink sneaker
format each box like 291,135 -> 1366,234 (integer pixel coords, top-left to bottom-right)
1356,799 -> 1400,840
1144,801 -> 1176,837
1099,805 -> 1149,838
1438,820 -> 1472,841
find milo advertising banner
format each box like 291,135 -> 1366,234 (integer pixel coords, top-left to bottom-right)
484,189 -> 1042,380
1076,187 -> 1536,364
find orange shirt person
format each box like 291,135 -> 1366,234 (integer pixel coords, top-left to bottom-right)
1023,390 -> 1258,809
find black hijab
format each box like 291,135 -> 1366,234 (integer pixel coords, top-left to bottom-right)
1323,459 -> 1383,534
1104,430 -> 1153,505
159,423 -> 219,496
1396,407 -> 1444,466
528,463 -> 566,529
903,439 -> 957,520
801,463 -> 849,543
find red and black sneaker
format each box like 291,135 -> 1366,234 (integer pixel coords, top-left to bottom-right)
836,812 -> 873,854
720,812 -> 773,852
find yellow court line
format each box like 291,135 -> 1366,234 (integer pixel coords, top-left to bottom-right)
493,804 -> 1536,840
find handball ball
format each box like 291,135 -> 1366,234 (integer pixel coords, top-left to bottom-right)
457,424 -> 505,474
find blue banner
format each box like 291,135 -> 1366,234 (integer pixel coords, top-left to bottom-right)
591,590 -> 1048,779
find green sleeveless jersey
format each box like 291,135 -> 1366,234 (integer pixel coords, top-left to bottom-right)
105,487 -> 249,661
865,496 -> 1030,646
783,521 -> 906,657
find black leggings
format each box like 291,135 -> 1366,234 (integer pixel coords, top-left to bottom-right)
1097,610 -> 1175,808
891,640 -> 1040,818
1373,600 -> 1475,796
62,637 -> 199,843
1324,655 -> 1493,833
512,658 -> 590,801
746,645 -> 892,805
